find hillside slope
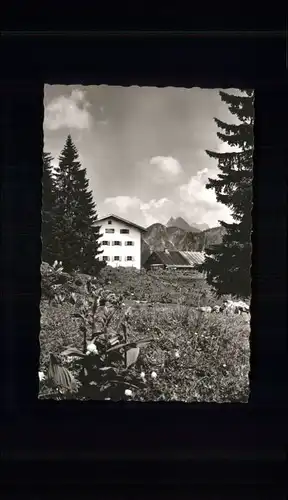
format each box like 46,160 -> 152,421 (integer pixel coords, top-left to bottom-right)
167,216 -> 200,233
167,217 -> 209,232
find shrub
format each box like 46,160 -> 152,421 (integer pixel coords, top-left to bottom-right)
39,288 -> 154,400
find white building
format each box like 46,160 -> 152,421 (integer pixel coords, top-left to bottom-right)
93,214 -> 147,270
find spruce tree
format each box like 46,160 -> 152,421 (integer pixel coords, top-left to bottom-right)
197,90 -> 254,298
42,152 -> 56,265
52,135 -> 105,275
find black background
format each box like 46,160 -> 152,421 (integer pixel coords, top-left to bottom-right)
1,10 -> 287,495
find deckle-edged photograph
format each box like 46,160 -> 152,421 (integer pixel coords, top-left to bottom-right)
39,85 -> 253,402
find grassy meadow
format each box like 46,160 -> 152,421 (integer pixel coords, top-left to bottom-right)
39,265 -> 250,403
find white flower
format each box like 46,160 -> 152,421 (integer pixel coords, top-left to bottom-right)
174,350 -> 180,359
86,343 -> 98,354
125,306 -> 132,317
140,371 -> 146,379
38,371 -> 45,382
194,332 -> 198,336
151,371 -> 157,379
124,389 -> 133,397
223,364 -> 226,368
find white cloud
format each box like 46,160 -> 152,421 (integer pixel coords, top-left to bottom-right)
149,156 -> 183,183
140,198 -> 172,226
140,198 -> 170,211
218,142 -> 242,154
178,167 -> 234,227
44,88 -> 92,131
104,196 -> 170,215
102,162 -> 234,229
104,196 -> 140,214
103,195 -> 173,227
71,89 -> 85,101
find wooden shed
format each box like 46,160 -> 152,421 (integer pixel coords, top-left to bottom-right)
143,250 -> 205,272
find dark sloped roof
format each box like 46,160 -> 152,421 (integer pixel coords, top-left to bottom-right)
148,250 -> 205,267
152,251 -> 190,266
93,213 -> 147,232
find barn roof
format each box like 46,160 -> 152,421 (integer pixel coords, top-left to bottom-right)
178,251 -> 206,266
148,250 -> 205,267
150,251 -> 191,266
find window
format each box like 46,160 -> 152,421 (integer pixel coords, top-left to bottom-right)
126,256 -> 134,261
113,256 -> 121,261
120,228 -> 129,234
105,228 -> 115,234
102,241 -> 110,246
103,256 -> 110,261
108,220 -> 112,225
125,241 -> 134,246
112,241 -> 122,246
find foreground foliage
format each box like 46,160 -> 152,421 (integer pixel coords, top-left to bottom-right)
39,263 -> 250,402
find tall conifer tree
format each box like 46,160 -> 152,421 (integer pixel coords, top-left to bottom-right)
42,152 -> 55,264
52,135 -> 105,274
197,90 -> 254,298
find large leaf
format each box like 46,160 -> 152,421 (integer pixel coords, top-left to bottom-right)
109,337 -> 119,346
134,340 -> 153,349
92,305 -> 110,334
126,347 -> 140,368
48,354 -> 75,390
72,313 -> 85,320
98,367 -> 117,378
106,342 -> 128,353
107,330 -> 121,347
106,338 -> 153,353
61,346 -> 85,358
109,379 -> 140,390
70,292 -> 77,304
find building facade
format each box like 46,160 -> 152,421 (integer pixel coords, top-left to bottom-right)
94,214 -> 147,270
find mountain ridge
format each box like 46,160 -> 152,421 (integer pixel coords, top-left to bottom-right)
141,222 -> 226,264
166,216 -> 209,232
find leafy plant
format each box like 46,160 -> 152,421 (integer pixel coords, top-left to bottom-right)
44,290 -> 154,400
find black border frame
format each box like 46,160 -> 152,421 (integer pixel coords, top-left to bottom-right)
1,25 -> 287,489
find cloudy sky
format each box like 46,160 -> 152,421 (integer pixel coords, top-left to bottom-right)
44,85 -> 242,229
